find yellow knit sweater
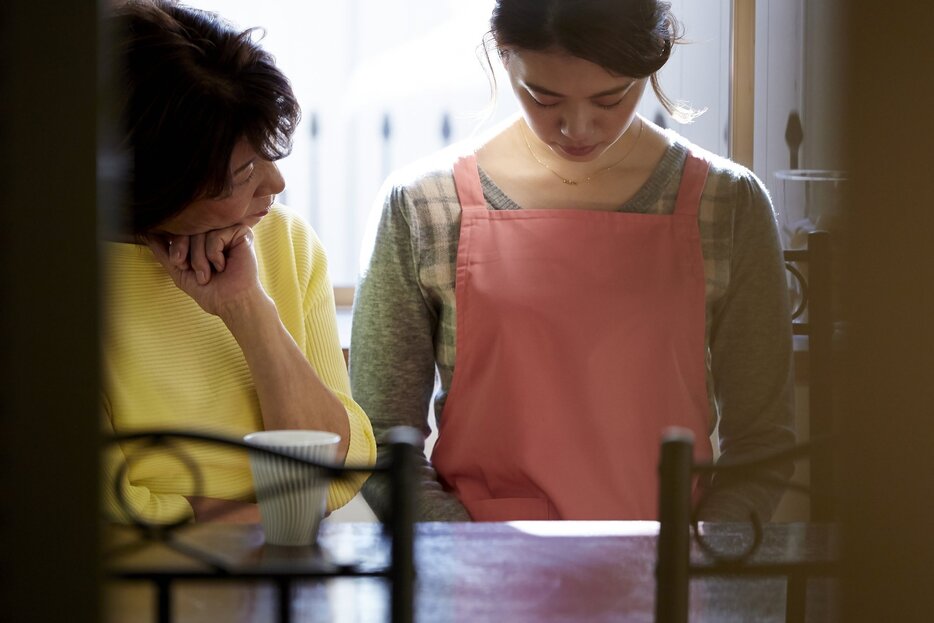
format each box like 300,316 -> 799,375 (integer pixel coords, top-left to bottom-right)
101,205 -> 376,524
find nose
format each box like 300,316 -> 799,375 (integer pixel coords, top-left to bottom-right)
255,160 -> 286,197
561,105 -> 594,141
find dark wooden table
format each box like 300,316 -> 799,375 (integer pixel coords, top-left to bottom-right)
105,521 -> 836,623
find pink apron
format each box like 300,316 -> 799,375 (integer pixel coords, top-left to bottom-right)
431,152 -> 714,521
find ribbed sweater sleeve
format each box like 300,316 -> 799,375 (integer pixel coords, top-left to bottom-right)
300,232 -> 378,509
100,393 -> 194,523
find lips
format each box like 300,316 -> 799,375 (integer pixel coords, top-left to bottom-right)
558,144 -> 597,158
251,196 -> 275,219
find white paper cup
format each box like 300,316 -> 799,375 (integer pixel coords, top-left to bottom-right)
243,430 -> 340,546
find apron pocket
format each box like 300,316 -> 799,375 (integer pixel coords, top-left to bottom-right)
469,497 -> 552,521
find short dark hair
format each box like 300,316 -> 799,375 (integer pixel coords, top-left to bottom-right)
489,0 -> 694,122
111,0 -> 301,234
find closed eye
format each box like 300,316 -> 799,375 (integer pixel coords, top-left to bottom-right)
237,169 -> 256,185
531,98 -> 560,108
594,81 -> 638,109
525,88 -> 560,108
595,99 -> 624,110
234,165 -> 256,186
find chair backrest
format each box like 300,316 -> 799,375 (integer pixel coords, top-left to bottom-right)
654,231 -> 837,623
783,230 -> 834,521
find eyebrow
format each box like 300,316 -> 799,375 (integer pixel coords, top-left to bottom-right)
524,80 -> 636,99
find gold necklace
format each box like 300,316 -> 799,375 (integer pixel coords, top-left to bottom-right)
521,118 -> 644,186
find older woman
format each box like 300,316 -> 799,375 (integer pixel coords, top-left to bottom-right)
102,0 -> 375,524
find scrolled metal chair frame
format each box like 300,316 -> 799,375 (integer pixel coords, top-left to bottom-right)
104,426 -> 420,623
655,432 -> 838,623
655,231 -> 838,623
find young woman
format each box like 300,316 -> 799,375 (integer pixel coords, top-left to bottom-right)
102,0 -> 375,524
351,0 -> 795,522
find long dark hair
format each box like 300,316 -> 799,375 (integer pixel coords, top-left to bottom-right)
488,0 -> 696,122
111,0 -> 301,234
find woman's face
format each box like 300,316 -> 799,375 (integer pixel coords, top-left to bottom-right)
504,48 -> 646,163
157,138 -> 286,235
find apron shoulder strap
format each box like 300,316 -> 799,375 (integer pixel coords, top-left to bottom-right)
673,152 -> 711,216
452,155 -> 487,212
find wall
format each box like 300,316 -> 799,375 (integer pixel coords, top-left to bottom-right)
841,3 -> 934,620
0,2 -> 101,620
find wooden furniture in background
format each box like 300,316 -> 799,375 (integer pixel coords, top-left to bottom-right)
730,0 -> 756,168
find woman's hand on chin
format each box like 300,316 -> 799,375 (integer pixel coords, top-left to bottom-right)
145,224 -> 270,319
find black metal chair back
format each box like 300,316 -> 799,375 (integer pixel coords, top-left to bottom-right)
654,231 -> 837,623
785,230 -> 835,521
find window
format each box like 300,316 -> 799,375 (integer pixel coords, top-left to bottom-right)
187,0 -> 736,286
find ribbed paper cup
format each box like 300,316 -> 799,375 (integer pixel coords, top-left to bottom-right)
243,430 -> 339,546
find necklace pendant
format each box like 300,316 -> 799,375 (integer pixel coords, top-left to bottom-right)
562,179 -> 578,186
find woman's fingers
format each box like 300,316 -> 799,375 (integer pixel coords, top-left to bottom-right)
206,234 -> 226,273
204,229 -> 232,273
144,234 -> 172,266
141,226 -> 260,317
188,233 -> 211,285
145,225 -> 254,289
144,234 -> 192,286
225,225 -> 254,253
167,235 -> 190,270
204,224 -> 253,269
